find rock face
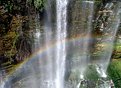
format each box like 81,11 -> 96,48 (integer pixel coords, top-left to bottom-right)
0,0 -> 39,58
0,0 -> 43,73
67,0 -> 83,38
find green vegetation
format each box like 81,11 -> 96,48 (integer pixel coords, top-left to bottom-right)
108,59 -> 121,88
84,65 -> 99,81
0,0 -> 36,71
27,0 -> 45,11
0,0 -> 45,59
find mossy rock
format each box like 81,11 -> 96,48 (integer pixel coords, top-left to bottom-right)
84,65 -> 99,81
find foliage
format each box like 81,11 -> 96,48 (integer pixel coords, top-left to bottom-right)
27,0 -> 45,11
112,40 -> 121,59
0,0 -> 35,58
108,60 -> 121,88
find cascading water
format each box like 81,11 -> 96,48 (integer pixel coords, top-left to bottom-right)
66,1 -> 94,87
55,0 -> 68,88
95,2 -> 121,78
27,0 -> 68,88
76,0 -> 94,79
42,0 -> 54,87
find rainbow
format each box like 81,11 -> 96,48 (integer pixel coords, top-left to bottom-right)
21,33 -> 108,66
3,33 -> 112,83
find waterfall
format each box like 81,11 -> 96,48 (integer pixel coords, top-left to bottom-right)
31,0 -> 68,88
55,0 -> 68,88
43,0 -> 54,87
66,1 -> 94,87
96,2 -> 121,78
77,0 -> 94,77
0,82 -> 5,88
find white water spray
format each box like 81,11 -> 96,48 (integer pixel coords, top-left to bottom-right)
55,0 -> 68,88
96,2 -> 121,78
